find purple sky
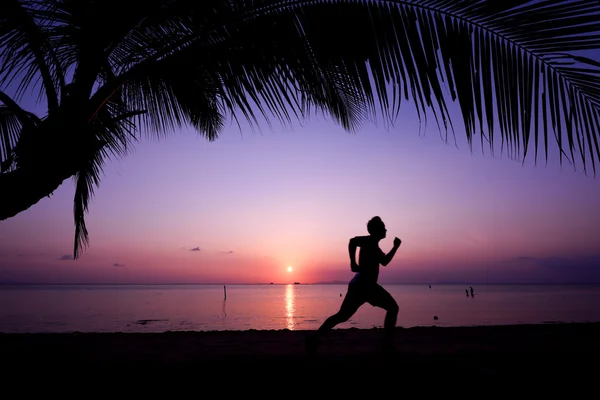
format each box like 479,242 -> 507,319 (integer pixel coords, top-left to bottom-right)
3,5 -> 600,285
1,92 -> 599,285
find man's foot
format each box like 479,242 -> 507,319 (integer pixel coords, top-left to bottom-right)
305,334 -> 319,354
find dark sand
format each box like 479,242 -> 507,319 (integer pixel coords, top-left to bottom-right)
2,323 -> 598,394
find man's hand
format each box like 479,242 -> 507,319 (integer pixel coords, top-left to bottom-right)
351,261 -> 360,272
393,237 -> 401,248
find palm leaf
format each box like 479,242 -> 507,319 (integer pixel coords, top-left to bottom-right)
230,0 -> 600,173
91,1 -> 380,142
84,0 -> 600,174
0,90 -> 41,171
71,96 -> 146,257
72,147 -> 104,258
0,106 -> 21,171
0,0 -> 63,111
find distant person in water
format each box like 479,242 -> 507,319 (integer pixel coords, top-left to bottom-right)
306,216 -> 402,353
470,286 -> 474,297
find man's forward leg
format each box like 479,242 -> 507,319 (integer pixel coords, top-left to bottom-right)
367,284 -> 399,349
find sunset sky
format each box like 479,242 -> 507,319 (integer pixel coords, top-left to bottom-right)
2,3 -> 600,285
1,86 -> 599,286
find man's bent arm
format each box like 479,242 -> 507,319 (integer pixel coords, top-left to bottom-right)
381,244 -> 400,266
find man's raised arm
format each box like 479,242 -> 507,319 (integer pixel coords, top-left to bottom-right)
381,237 -> 402,266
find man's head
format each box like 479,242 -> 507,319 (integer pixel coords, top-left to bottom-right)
367,216 -> 387,239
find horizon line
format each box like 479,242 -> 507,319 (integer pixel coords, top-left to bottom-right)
1,281 -> 598,286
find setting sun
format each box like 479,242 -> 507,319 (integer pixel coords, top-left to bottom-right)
287,266 -> 293,272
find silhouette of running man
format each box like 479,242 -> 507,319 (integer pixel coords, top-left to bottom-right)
306,216 -> 402,353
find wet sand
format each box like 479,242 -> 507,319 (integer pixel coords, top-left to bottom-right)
1,323 -> 597,395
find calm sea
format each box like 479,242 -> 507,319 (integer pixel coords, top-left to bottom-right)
0,284 -> 599,333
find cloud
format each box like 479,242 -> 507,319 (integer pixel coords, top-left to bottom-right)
113,263 -> 125,267
190,247 -> 201,252
58,254 -> 73,260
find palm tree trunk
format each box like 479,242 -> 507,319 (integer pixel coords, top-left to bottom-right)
0,167 -> 73,220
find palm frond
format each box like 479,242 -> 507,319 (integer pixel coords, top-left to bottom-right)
0,0 -> 63,112
0,106 -> 21,171
72,147 -> 104,259
90,90 -> 144,158
0,89 -> 41,125
94,1 -> 375,142
73,96 -> 145,257
89,0 -> 600,173
231,0 -> 600,173
0,89 -> 41,171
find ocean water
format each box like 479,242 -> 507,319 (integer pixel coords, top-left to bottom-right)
0,284 -> 599,333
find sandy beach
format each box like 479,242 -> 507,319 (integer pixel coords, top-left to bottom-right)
1,323 -> 598,394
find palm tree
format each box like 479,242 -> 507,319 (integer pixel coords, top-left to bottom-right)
1,0 -> 600,259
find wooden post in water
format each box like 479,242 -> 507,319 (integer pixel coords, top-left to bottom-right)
224,285 -> 227,300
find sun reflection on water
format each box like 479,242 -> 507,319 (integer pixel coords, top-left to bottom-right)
285,284 -> 296,330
